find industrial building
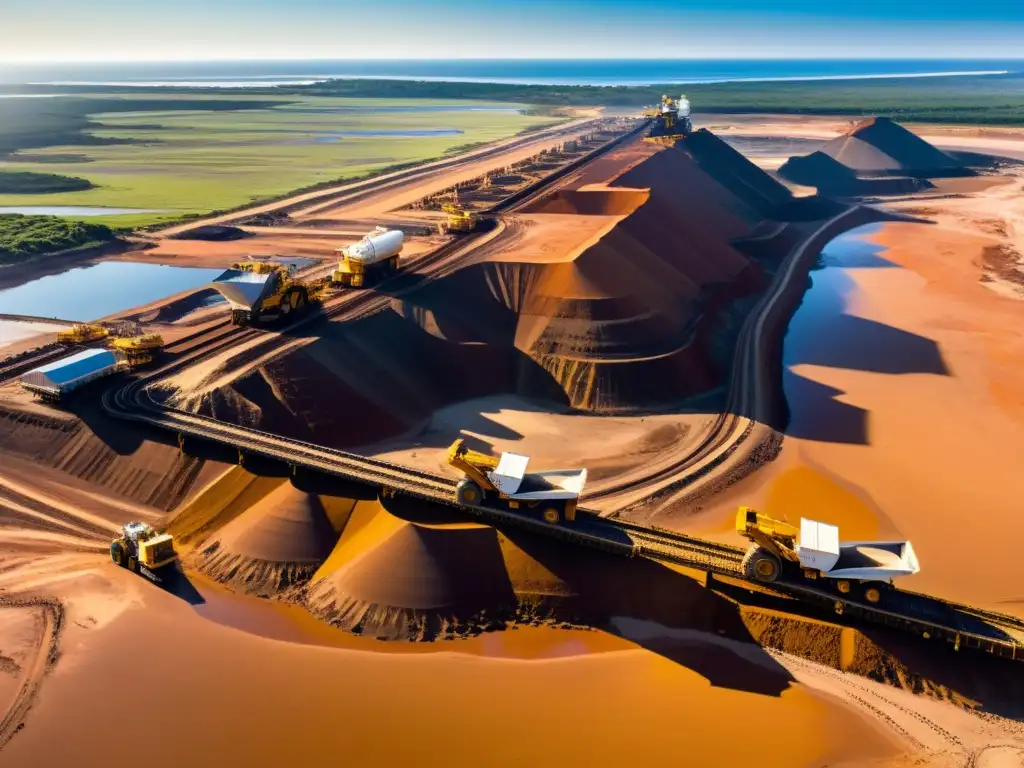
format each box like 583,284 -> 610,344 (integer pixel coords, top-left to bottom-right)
20,348 -> 123,402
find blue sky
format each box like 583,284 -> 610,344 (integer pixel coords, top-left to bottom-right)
3,0 -> 1023,62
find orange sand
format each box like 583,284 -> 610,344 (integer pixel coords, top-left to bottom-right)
0,567 -> 899,768
690,218 -> 1024,615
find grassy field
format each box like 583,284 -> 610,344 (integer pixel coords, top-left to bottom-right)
0,96 -> 559,227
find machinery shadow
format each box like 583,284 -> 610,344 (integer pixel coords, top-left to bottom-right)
498,526 -> 795,697
160,567 -> 206,606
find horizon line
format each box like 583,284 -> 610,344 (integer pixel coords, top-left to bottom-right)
4,55 -> 1024,65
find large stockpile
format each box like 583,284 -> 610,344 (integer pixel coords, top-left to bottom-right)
166,130 -> 819,449
780,117 -> 970,194
196,481 -> 339,595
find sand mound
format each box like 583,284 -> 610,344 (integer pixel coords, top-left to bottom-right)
197,481 -> 338,595
779,151 -> 935,196
0,403 -> 215,511
169,225 -> 248,241
816,117 -> 967,178
306,504 -> 516,640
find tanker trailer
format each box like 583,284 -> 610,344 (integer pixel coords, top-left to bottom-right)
332,227 -> 404,288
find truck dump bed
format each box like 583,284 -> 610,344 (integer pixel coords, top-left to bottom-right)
796,518 -> 919,581
486,452 -> 587,501
211,269 -> 281,311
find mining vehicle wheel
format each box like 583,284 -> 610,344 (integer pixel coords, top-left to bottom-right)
110,540 -> 125,567
456,479 -> 482,506
742,547 -> 781,583
864,584 -> 884,604
542,507 -> 561,525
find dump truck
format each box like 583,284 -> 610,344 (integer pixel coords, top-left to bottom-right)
108,333 -> 164,367
212,261 -> 330,326
736,507 -> 920,603
110,521 -> 179,582
441,203 -> 477,234
332,227 -> 404,288
447,438 -> 588,524
56,324 -> 108,344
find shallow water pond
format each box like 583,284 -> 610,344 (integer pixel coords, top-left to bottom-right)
0,260 -> 223,321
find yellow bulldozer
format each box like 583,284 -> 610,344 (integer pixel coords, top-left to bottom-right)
108,333 -> 164,368
110,521 -> 179,582
441,202 -> 477,234
57,324 -> 108,344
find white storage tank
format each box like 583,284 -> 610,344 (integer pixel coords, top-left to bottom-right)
20,348 -> 122,401
343,227 -> 404,266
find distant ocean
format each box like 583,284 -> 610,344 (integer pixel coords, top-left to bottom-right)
1,59 -> 1023,89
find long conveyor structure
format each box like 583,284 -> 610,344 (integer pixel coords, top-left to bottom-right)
103,350 -> 1024,663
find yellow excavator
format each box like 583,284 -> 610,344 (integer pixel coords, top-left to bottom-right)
110,521 -> 179,582
108,333 -> 164,368
57,324 -> 108,344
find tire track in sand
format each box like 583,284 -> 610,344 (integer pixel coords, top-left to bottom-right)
768,649 -> 968,760
0,596 -> 63,750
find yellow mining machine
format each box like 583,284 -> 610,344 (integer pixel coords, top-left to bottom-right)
735,506 -> 920,603
108,333 -> 164,368
212,260 -> 331,326
447,438 -> 588,525
644,94 -> 694,144
441,202 -> 478,234
57,324 -> 109,344
110,521 -> 179,582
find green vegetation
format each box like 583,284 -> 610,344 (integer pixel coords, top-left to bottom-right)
0,171 -> 93,194
294,75 -> 1024,125
0,95 -> 286,155
0,96 -> 558,227
0,214 -> 117,265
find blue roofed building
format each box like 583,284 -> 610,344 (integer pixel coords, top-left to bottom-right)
20,348 -> 122,401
